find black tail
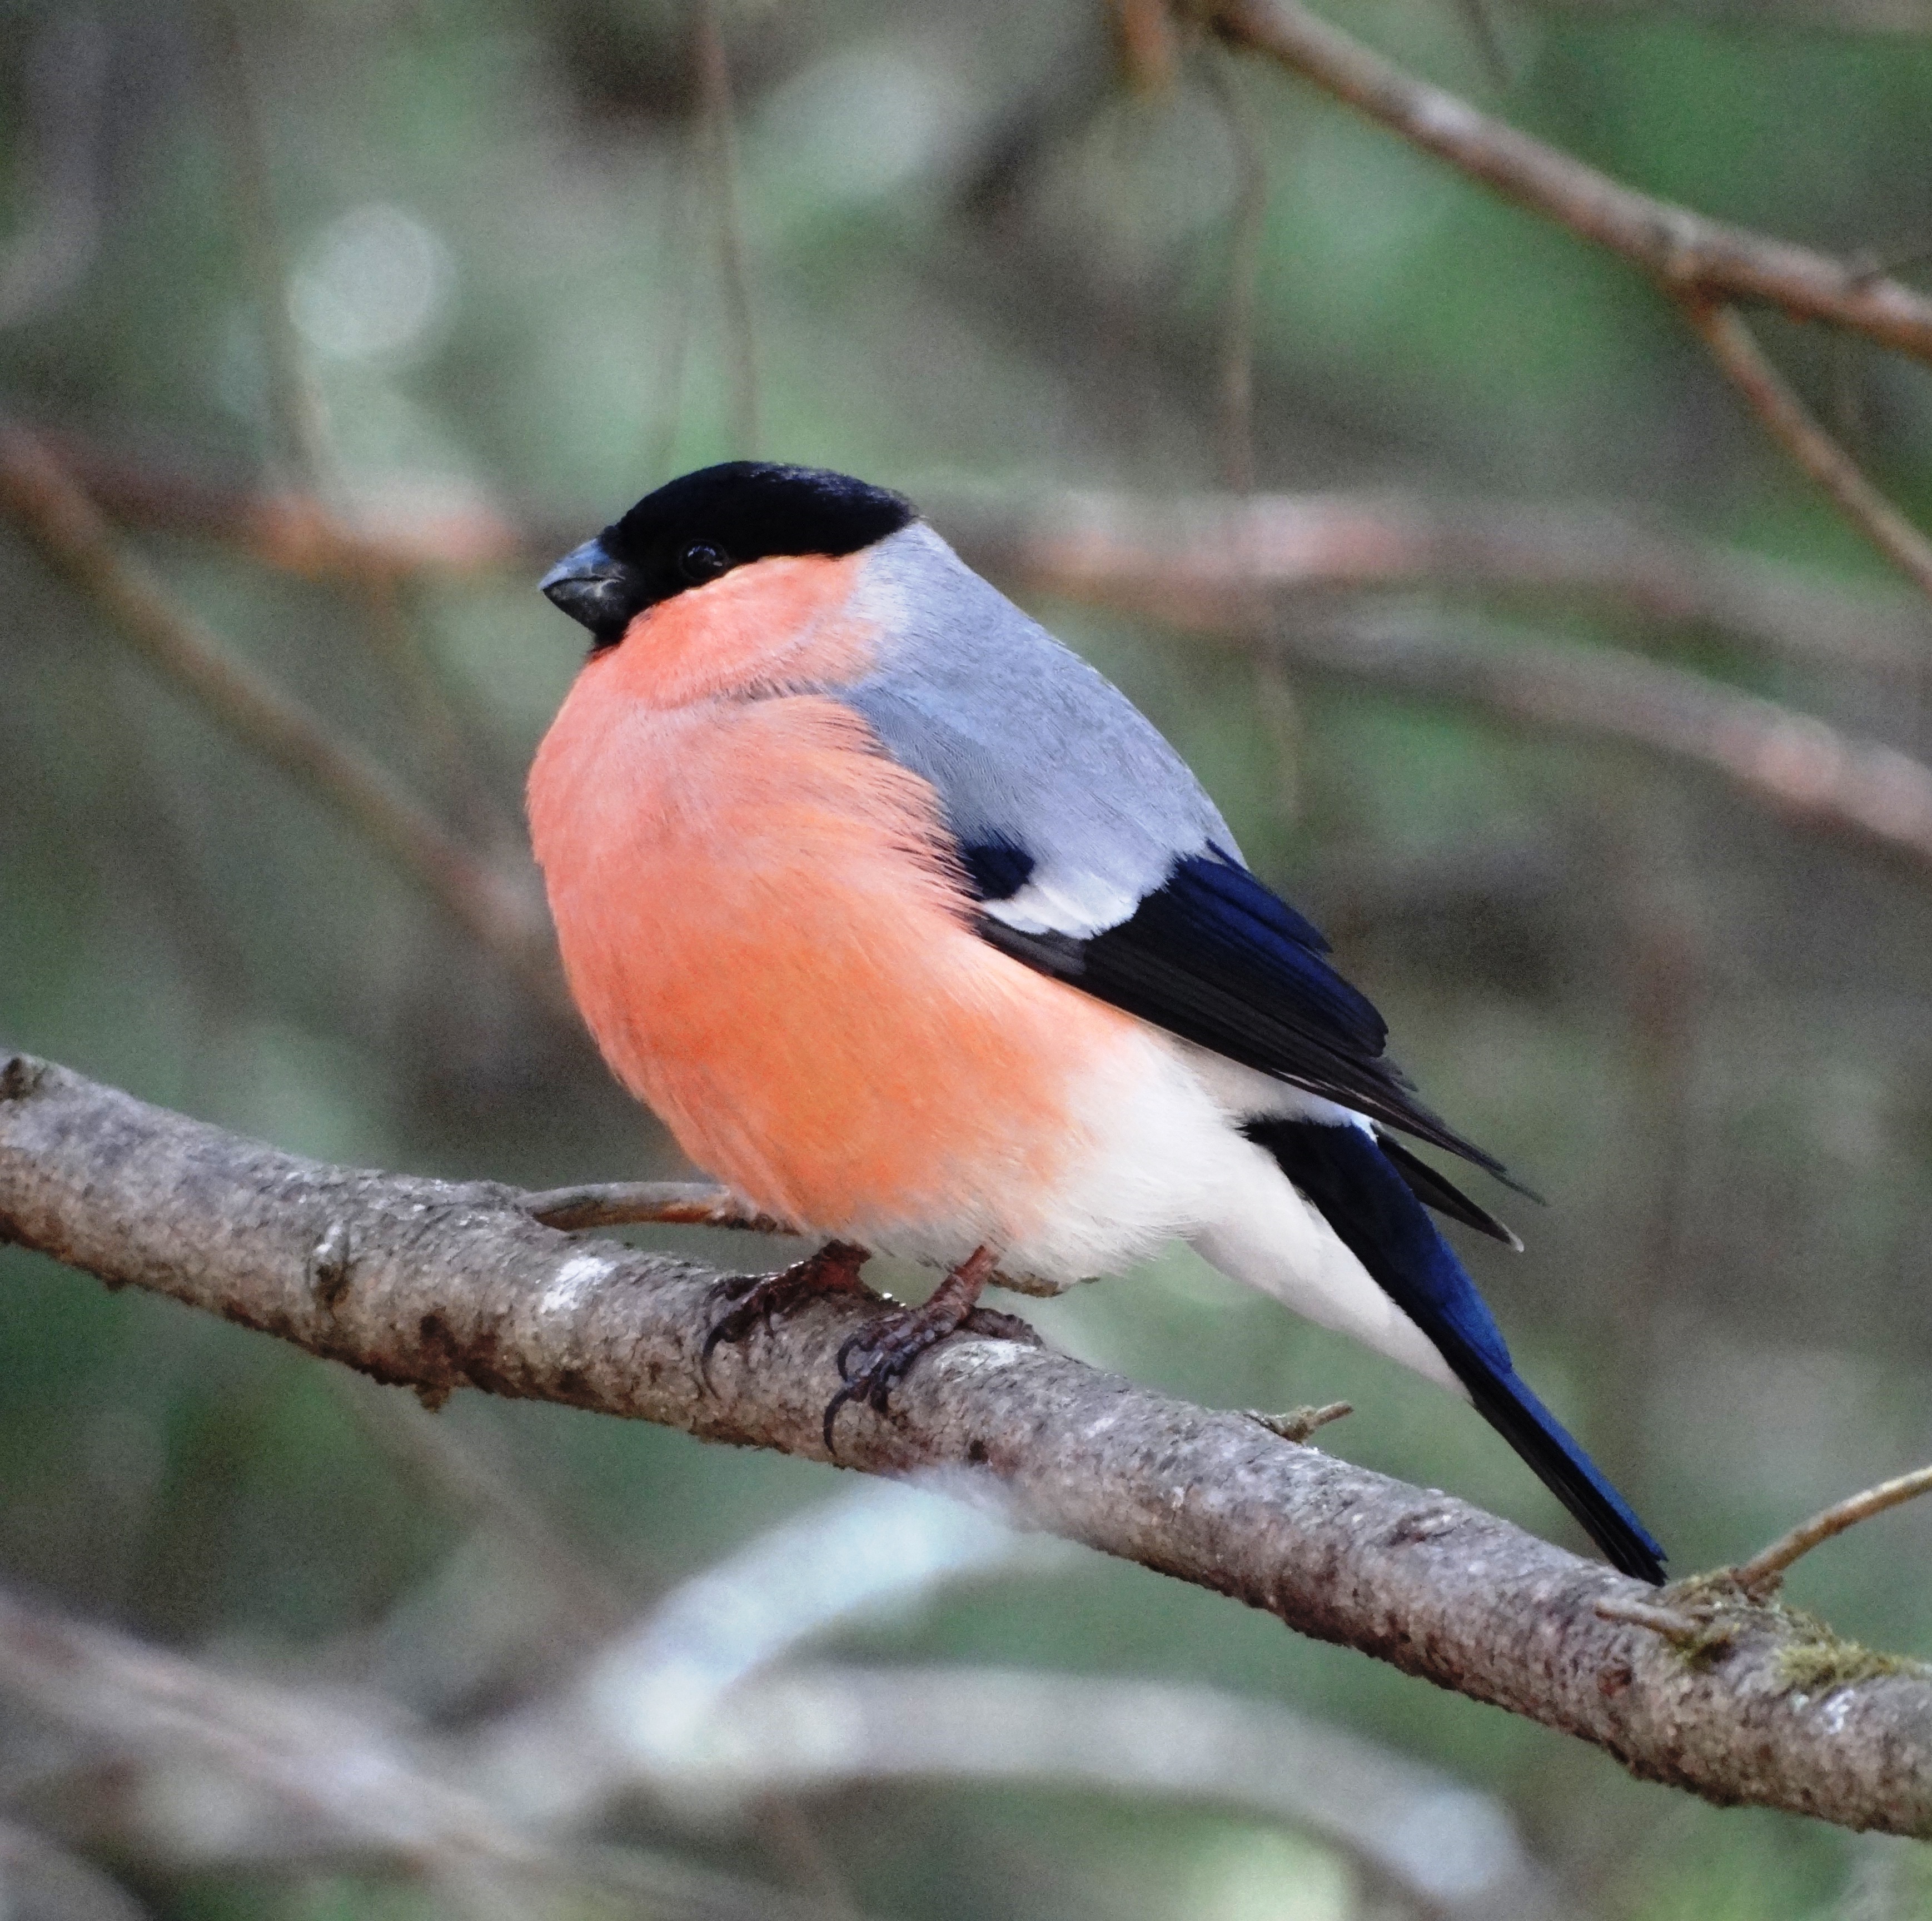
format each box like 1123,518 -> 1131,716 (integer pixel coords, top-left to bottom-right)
1247,1118 -> 1666,1584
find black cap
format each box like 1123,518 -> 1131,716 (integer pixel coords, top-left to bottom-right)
540,462 -> 915,646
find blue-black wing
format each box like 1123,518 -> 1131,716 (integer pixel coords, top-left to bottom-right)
975,842 -> 1521,1193
840,528 -> 1521,1207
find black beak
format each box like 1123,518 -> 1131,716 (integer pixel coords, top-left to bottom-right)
540,536 -> 634,643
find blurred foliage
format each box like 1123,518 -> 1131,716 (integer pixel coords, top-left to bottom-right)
4,0 -> 1932,1914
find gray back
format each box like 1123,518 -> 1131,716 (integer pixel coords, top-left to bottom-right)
843,524 -> 1237,937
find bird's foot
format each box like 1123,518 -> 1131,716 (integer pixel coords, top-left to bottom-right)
1244,1401 -> 1353,1444
823,1246 -> 1028,1451
701,1240 -> 874,1385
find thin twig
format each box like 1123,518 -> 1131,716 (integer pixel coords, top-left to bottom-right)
0,428 -> 565,1013
1593,1597 -> 1707,1646
1202,50 -> 1267,492
517,1181 -> 1068,1297
1244,1400 -> 1352,1442
1682,300 -> 1932,605
325,1372 -> 634,1635
520,1180 -> 784,1234
694,0 -> 759,459
651,136 -> 701,483
1198,0 -> 1932,364
1453,0 -> 1514,94
197,0 -> 333,499
1734,1465 -> 1932,1600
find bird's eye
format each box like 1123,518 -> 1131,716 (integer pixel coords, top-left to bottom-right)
678,541 -> 729,584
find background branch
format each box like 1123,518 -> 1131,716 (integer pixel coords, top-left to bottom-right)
33,428 -> 1932,678
943,488 -> 1932,678
1196,0 -> 1932,614
1272,618 -> 1932,879
0,1585 -> 866,1921
0,1476 -> 1560,1918
1,1053 -> 1928,1838
1681,300 -> 1932,604
1198,0 -> 1932,364
0,428 -> 566,1013
989,527 -> 1932,880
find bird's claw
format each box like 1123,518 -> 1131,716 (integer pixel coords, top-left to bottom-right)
820,1264 -> 1036,1454
822,1307 -> 948,1452
700,1241 -> 872,1388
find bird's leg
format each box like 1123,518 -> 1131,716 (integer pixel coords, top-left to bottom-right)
702,1240 -> 874,1383
823,1245 -> 1035,1452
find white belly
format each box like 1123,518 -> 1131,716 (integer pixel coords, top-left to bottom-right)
871,1019 -> 1461,1395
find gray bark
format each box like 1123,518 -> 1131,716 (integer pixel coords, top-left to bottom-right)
2,1051 -> 1928,1837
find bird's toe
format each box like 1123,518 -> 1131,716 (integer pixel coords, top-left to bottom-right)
700,1240 -> 874,1385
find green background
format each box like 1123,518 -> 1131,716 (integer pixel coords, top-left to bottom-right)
4,0 -> 1932,1913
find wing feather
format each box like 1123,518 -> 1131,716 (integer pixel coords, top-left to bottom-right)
975,848 -> 1511,1180
843,524 -> 1518,1190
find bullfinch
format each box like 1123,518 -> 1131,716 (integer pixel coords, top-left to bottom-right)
529,461 -> 1666,1584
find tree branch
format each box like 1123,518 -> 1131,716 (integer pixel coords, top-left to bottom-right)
19,421 -> 1932,914
33,427 -> 1932,691
1,1475 -> 1552,1916
943,489 -> 1932,679
1193,0 -> 1932,605
0,427 -> 567,1014
994,516 -> 1932,882
0,1584 -> 864,1920
1681,300 -> 1932,604
37,431 -> 1931,679
2,1052 -> 1928,1835
1197,0 -> 1932,365
1273,617 -> 1932,881
1733,1466 -> 1932,1602
570,1661 -> 1555,1916
477,1478 -> 1548,1912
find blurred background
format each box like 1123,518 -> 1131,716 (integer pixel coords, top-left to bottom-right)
4,0 -> 1932,1914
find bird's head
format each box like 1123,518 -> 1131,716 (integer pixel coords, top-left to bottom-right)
539,462 -> 914,652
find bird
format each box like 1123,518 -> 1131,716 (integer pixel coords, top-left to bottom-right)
528,460 -> 1666,1585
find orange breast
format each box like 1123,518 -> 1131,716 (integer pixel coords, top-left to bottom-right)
527,640 -> 1138,1246
609,550 -> 875,708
